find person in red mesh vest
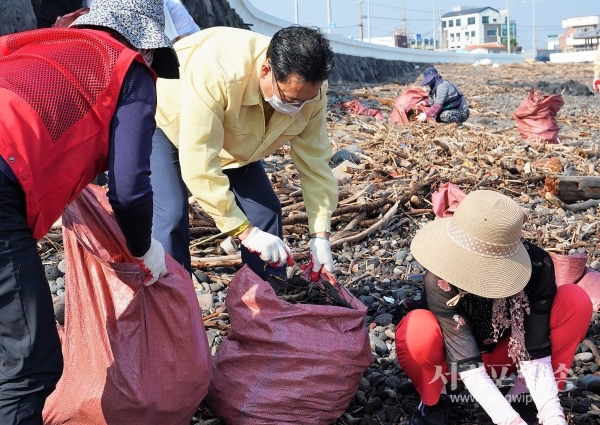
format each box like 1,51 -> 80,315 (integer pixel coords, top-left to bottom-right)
0,0 -> 179,422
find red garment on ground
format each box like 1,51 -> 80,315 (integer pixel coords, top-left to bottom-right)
334,99 -> 384,120
396,284 -> 592,406
43,185 -> 212,425
389,87 -> 429,125
207,265 -> 373,425
0,28 -> 149,239
431,182 -> 467,218
512,91 -> 564,144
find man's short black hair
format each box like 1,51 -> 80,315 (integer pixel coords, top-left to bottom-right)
267,26 -> 335,84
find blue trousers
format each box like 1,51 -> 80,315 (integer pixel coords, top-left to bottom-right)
150,129 -> 285,279
0,171 -> 63,424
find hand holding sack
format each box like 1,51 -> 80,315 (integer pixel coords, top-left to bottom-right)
241,226 -> 294,267
417,112 -> 428,123
135,238 -> 167,286
309,237 -> 334,282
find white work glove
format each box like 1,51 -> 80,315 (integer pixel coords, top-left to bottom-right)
460,366 -> 526,425
241,227 -> 293,267
417,112 -> 428,123
594,77 -> 600,92
135,238 -> 167,286
310,237 -> 334,276
519,356 -> 566,425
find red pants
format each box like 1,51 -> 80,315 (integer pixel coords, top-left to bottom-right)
395,284 -> 592,406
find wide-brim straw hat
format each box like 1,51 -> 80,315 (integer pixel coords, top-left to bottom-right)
71,0 -> 179,79
411,190 -> 532,298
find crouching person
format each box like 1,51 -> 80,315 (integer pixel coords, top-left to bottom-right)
395,190 -> 592,425
0,0 -> 178,421
417,67 -> 469,126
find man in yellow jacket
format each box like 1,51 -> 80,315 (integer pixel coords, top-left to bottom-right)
153,26 -> 338,280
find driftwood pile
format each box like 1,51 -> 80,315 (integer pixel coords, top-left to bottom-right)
267,275 -> 353,309
35,62 -> 600,425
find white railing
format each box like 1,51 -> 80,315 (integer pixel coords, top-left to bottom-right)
227,0 -> 525,64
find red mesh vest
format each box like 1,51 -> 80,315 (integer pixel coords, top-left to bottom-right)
0,28 -> 152,239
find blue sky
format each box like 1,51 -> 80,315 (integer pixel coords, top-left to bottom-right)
247,0 -> 599,51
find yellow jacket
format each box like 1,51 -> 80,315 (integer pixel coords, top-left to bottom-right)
156,27 -> 338,234
594,45 -> 600,77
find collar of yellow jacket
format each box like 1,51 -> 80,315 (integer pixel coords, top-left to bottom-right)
241,53 -> 267,107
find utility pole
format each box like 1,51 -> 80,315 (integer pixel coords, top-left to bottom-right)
402,0 -> 407,35
367,0 -> 371,42
327,0 -> 332,33
506,0 -> 510,54
439,9 -> 443,49
294,0 -> 299,24
432,0 -> 436,50
521,0 -> 544,59
358,0 -> 363,41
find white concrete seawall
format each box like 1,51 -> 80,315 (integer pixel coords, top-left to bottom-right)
227,0 -> 525,64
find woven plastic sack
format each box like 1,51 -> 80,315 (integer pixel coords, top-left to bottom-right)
43,185 -> 212,425
549,252 -> 588,286
207,265 -> 373,425
512,91 -> 564,144
389,86 -> 429,125
577,268 -> 600,312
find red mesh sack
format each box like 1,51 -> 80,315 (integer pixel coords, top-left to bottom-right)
207,265 -> 373,425
512,91 -> 564,144
577,268 -> 600,311
549,252 -> 588,286
389,86 -> 429,125
43,185 -> 212,425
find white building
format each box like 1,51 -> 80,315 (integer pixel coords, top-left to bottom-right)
441,6 -> 516,51
559,16 -> 600,52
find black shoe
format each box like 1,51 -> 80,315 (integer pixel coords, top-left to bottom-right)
412,396 -> 449,425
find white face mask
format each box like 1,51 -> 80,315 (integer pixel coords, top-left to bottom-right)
138,49 -> 154,67
260,73 -> 305,115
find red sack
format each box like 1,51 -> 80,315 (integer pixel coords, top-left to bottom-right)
549,252 -> 588,286
577,267 -> 600,311
389,86 -> 429,125
333,99 -> 385,120
512,91 -> 564,144
207,265 -> 373,425
43,185 -> 212,425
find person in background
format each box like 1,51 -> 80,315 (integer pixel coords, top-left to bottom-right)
163,0 -> 200,43
152,26 -> 338,280
84,0 -> 200,43
0,0 -> 178,421
593,45 -> 600,92
417,67 -> 469,126
394,190 -> 591,425
36,0 -> 82,28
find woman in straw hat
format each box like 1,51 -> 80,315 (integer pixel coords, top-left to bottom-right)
394,190 -> 592,425
0,0 -> 177,421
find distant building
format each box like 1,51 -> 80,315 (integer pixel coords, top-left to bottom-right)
559,16 -> 600,52
440,6 -> 517,51
547,35 -> 559,50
